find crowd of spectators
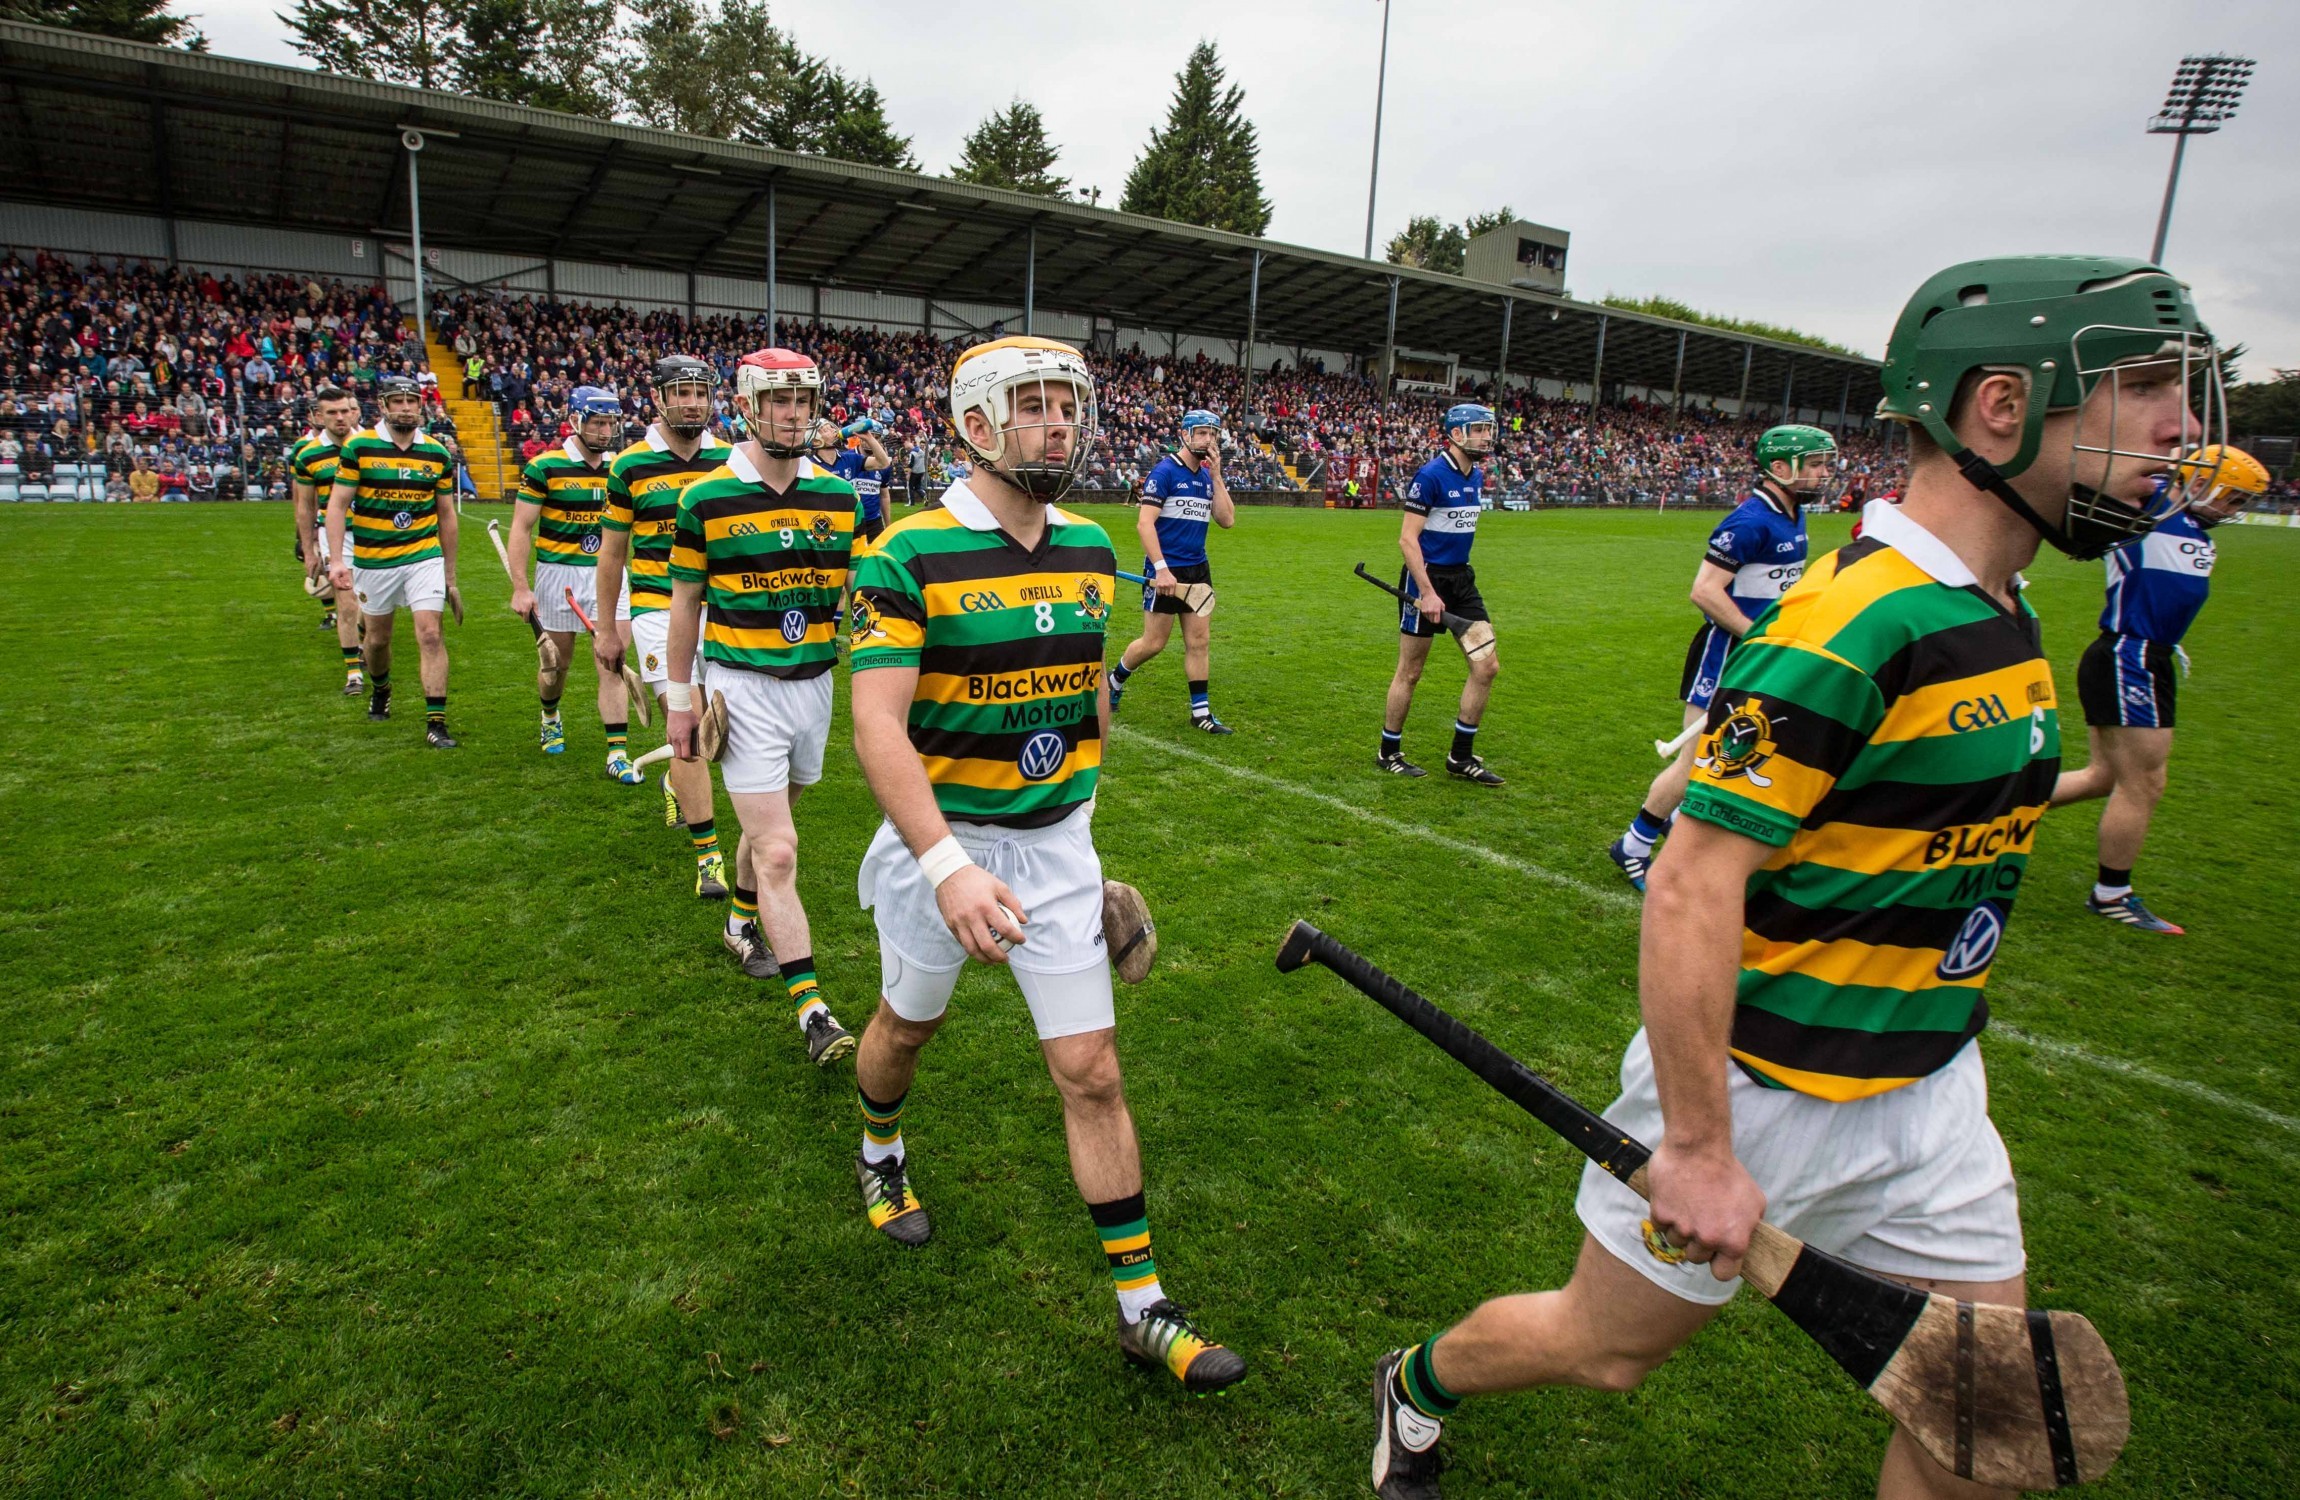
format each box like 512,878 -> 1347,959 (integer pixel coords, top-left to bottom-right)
0,250 -> 450,500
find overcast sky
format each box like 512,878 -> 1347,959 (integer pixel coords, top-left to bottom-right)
187,0 -> 2297,369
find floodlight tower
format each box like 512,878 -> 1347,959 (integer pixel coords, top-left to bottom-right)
2146,53 -> 2254,264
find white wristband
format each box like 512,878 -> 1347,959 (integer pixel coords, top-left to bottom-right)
918,835 -> 973,889
665,681 -> 693,712
1149,558 -> 1168,573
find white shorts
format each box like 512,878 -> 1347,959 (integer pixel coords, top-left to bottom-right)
857,804 -> 1116,1041
313,526 -> 333,564
712,665 -> 833,795
615,574 -> 632,623
629,609 -> 673,687
1576,1029 -> 2024,1306
352,555 -> 447,616
533,561 -> 596,634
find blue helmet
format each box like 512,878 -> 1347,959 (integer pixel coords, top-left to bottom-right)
1180,409 -> 1222,431
1444,402 -> 1496,458
569,386 -> 621,421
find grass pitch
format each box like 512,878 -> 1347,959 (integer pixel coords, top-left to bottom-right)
2,500 -> 2294,1497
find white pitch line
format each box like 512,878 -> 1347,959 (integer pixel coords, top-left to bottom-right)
1991,1025 -> 2300,1139
1115,728 -> 2300,1136
1111,726 -> 1639,910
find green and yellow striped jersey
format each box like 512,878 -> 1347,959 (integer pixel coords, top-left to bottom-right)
604,428 -> 729,615
1680,505 -> 2061,1103
517,438 -> 614,568
289,432 -> 342,493
333,425 -> 456,570
667,448 -> 860,680
848,483 -> 1116,829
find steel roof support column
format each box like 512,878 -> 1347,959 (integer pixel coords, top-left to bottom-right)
1240,248 -> 1262,428
1381,273 -> 1399,405
148,97 -> 176,267
1836,369 -> 1851,433
1589,314 -> 1607,412
1737,342 -> 1753,415
765,181 -> 777,339
686,267 -> 696,325
404,132 -> 429,352
1024,223 -> 1036,335
1780,358 -> 1795,422
1496,298 -> 1513,398
1670,328 -> 1687,413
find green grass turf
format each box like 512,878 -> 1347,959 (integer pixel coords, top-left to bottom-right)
1,500 -> 2294,1497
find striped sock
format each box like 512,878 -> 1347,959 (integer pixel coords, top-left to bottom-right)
1188,679 -> 1211,721
689,819 -> 719,862
371,671 -> 390,691
1623,804 -> 1670,858
540,695 -> 561,720
1397,1334 -> 1461,1419
728,887 -> 758,938
1450,718 -> 1479,763
341,646 -> 362,675
605,721 -> 628,753
859,1086 -> 905,1164
424,695 -> 446,727
1088,1191 -> 1164,1323
781,956 -> 825,1029
1109,659 -> 1136,688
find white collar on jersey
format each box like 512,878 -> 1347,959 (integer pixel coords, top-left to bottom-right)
938,477 -> 1051,533
1859,500 -> 1978,588
726,444 -> 817,487
645,425 -> 725,455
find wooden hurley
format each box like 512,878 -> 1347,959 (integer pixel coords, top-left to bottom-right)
1274,920 -> 2129,1490
483,519 -> 559,673
561,587 -> 650,728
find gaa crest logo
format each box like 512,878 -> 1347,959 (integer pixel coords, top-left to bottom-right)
848,595 -> 883,645
810,514 -> 836,543
644,652 -> 660,672
1695,698 -> 1785,789
1075,577 -> 1108,624
1017,730 -> 1067,781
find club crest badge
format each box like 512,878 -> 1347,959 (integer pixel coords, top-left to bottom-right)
810,514 -> 836,543
1695,698 -> 1787,789
848,595 -> 883,645
1075,577 -> 1108,624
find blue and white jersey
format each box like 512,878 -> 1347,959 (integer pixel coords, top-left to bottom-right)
1703,489 -> 1807,620
1141,453 -> 1215,567
1404,452 -> 1483,568
825,448 -> 883,521
2100,508 -> 2214,645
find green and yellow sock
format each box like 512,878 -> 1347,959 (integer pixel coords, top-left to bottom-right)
1397,1335 -> 1461,1419
1089,1191 -> 1164,1322
371,670 -> 390,691
540,694 -> 561,721
605,721 -> 628,754
424,695 -> 447,727
341,646 -> 362,675
728,887 -> 758,937
781,956 -> 825,1029
859,1086 -> 905,1163
689,819 -> 720,863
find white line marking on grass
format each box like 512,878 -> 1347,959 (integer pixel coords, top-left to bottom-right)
1112,726 -> 1639,910
1115,731 -> 2299,1135
1992,1025 -> 2300,1139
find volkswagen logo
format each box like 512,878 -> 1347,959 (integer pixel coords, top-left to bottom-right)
1936,900 -> 2006,981
1017,730 -> 1067,781
780,609 -> 808,642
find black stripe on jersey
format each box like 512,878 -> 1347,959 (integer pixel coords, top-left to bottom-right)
1871,611 -> 2046,705
1831,536 -> 1889,570
1731,999 -> 1989,1082
900,540 -> 1116,588
1802,759 -> 2059,835
856,585 -> 928,626
917,631 -> 1104,680
713,601 -> 842,629
908,718 -> 1098,766
1744,890 -> 2006,952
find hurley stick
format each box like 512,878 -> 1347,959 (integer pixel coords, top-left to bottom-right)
484,519 -> 560,673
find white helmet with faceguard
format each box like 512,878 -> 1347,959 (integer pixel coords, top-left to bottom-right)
948,336 -> 1098,502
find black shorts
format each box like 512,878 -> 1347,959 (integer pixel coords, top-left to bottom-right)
1399,564 -> 1488,638
1678,621 -> 1734,709
855,512 -> 886,544
2077,632 -> 2177,729
1143,559 -> 1212,615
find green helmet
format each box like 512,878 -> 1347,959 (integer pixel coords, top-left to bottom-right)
1875,254 -> 2221,559
1754,424 -> 1837,476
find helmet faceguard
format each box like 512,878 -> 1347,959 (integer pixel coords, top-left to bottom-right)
1877,256 -> 2224,560
654,355 -> 719,440
376,375 -> 421,434
1180,409 -> 1222,459
949,337 -> 1097,503
734,349 -> 824,459
568,386 -> 622,454
1444,402 -> 1496,461
1755,424 -> 1838,496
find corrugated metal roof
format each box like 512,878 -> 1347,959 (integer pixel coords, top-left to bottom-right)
0,20 -> 1879,414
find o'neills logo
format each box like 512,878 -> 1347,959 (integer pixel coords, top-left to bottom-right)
967,666 -> 1101,701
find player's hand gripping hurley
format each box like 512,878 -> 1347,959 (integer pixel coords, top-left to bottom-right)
1274,920 -> 2129,1491
1115,568 -> 1215,619
484,518 -> 560,672
1351,563 -> 1494,659
560,587 -> 650,728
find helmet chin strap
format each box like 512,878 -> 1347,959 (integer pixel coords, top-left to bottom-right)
1952,447 -> 2105,560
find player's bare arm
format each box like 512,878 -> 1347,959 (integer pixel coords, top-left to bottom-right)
662,575 -> 704,759
324,476 -> 355,592
1639,815 -> 1776,1280
850,665 -> 1028,963
1398,511 -> 1443,620
1688,560 -> 1757,639
1135,499 -> 1177,595
1206,445 -> 1236,528
507,498 -> 541,619
593,524 -> 629,675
